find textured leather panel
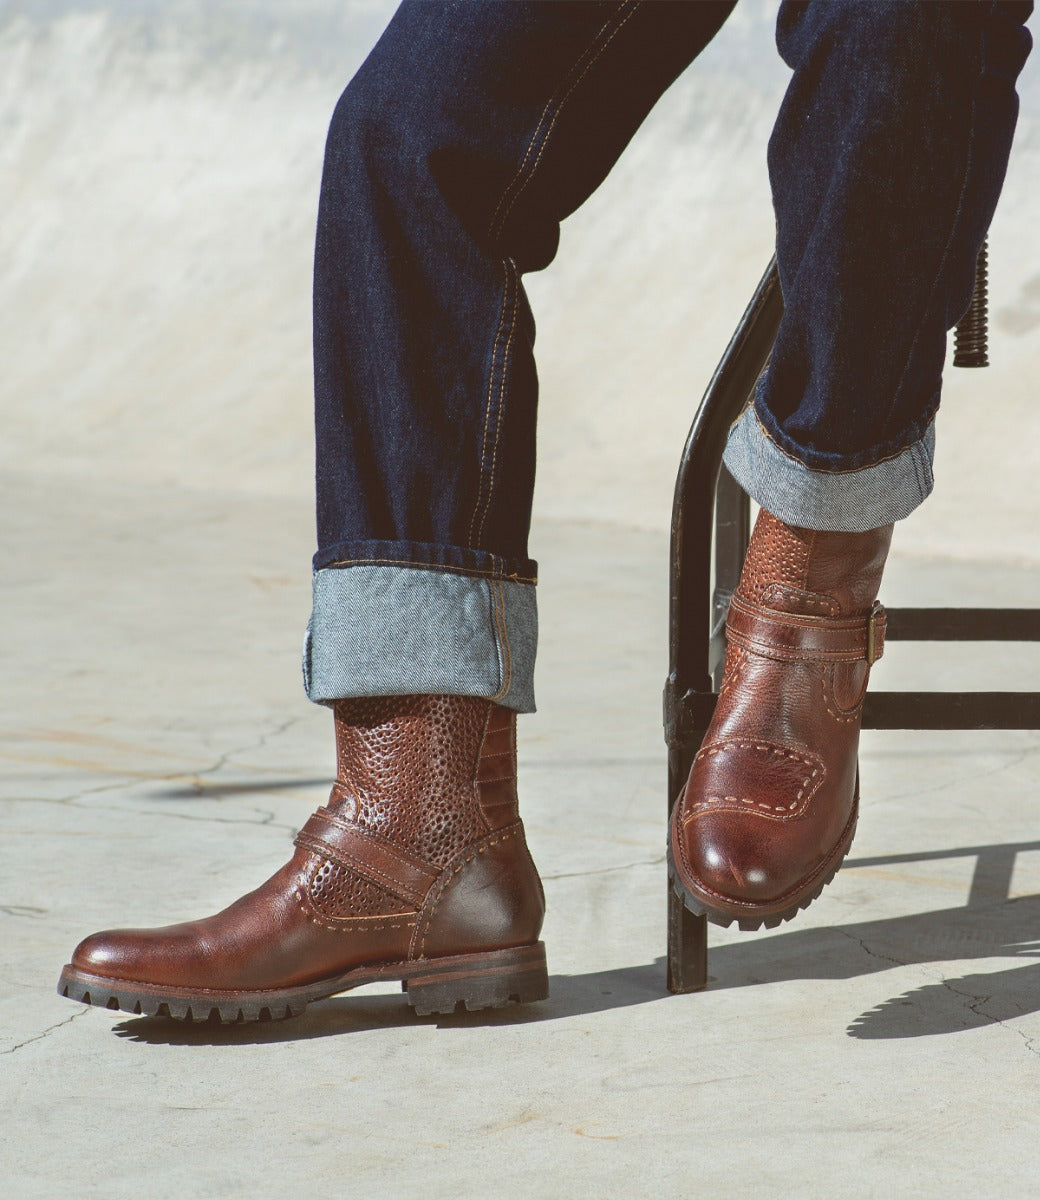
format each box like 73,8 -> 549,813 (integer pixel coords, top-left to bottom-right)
333,695 -> 489,868
296,808 -> 438,906
476,705 -> 519,828
740,509 -> 893,618
480,706 -> 515,758
309,858 -> 412,919
738,510 -> 811,603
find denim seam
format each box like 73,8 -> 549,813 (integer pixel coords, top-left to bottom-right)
468,261 -> 513,547
751,404 -> 933,476
499,582 -> 513,700
470,258 -> 520,546
326,556 -> 537,585
878,14 -> 984,443
471,3 -> 639,550
490,580 -> 513,703
487,0 -> 639,241
910,439 -> 931,501
480,264 -> 520,543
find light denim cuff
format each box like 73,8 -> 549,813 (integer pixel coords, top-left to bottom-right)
303,565 -> 537,713
723,406 -> 936,531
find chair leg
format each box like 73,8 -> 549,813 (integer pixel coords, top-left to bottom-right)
665,261 -> 781,996
667,885 -> 708,993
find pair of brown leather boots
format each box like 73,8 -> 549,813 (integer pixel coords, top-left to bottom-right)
58,509 -> 891,1021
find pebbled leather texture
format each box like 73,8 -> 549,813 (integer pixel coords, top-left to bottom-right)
68,695 -> 545,992
670,509 -> 893,926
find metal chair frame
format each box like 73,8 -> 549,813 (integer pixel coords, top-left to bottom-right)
664,257 -> 1040,993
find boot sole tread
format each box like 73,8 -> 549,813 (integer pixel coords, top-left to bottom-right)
57,942 -> 548,1023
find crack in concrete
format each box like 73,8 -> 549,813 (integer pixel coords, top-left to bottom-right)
0,904 -> 47,918
542,855 -> 664,882
844,934 -> 1040,1056
76,801 -> 291,829
12,716 -> 309,831
937,973 -> 1040,1058
838,929 -> 909,971
1,1008 -> 89,1056
875,740 -> 1040,809
9,791 -> 295,830
184,715 -> 303,794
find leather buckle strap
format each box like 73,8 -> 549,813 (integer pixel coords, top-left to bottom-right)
726,596 -> 886,665
294,807 -> 439,908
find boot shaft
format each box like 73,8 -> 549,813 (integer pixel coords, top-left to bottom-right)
331,694 -> 519,869
737,509 -> 893,618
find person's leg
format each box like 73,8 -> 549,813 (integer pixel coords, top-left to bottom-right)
59,0 -> 737,1021
671,0 -> 1033,928
307,0 -> 733,712
726,0 -> 1033,531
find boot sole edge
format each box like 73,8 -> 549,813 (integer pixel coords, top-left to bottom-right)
56,941 -> 548,1023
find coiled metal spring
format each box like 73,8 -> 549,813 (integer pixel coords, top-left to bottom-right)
953,239 -> 989,368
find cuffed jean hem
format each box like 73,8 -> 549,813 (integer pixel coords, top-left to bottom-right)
722,404 -> 936,531
303,564 -> 538,713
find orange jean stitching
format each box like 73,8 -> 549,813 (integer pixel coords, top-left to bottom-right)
491,2 -> 641,238
488,2 -> 635,240
468,260 -> 514,547
323,557 -> 537,585
472,259 -> 520,546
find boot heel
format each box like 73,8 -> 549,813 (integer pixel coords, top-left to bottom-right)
404,943 -> 548,1016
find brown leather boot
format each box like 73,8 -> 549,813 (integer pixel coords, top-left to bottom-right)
58,695 -> 547,1021
669,509 -> 892,930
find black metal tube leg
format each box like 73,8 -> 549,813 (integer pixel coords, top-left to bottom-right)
667,886 -> 708,993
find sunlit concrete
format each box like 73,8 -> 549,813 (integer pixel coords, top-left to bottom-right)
3,2 -> 1040,1196
4,475 -> 1040,1198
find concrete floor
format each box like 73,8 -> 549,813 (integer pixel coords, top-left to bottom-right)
3,472 -> 1040,1198
5,1 -> 1040,1194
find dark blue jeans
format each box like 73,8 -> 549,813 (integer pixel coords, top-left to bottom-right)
305,0 -> 1032,713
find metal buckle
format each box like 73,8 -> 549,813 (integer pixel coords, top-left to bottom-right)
866,601 -> 885,666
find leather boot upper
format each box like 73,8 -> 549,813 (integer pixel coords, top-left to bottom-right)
671,510 -> 893,921
71,696 -> 544,990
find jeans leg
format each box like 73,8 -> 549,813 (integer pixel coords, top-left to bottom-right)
306,0 -> 734,710
724,0 -> 1033,532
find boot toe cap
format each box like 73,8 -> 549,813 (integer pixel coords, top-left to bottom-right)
71,928 -> 160,981
673,737 -> 834,909
679,810 -> 808,905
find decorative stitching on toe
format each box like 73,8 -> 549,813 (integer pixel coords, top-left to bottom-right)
682,739 -> 825,819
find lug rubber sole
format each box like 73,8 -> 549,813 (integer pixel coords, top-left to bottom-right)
668,802 -> 858,932
57,942 -> 548,1023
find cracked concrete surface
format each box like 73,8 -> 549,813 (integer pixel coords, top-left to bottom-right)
4,0 -> 1040,1196
4,480 -> 1040,1199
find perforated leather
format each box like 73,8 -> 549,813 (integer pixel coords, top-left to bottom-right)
736,510 -> 892,618
738,510 -> 811,603
309,859 -> 411,918
331,695 -> 489,868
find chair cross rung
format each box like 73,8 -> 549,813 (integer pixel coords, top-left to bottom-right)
862,691 -> 1040,730
885,607 -> 1040,641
